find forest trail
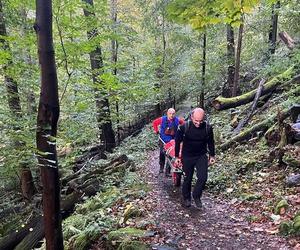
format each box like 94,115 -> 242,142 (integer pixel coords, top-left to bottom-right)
138,101 -> 292,250
140,150 -> 291,250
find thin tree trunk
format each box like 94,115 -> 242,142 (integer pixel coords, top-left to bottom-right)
154,32 -> 161,116
162,14 -> 166,68
269,1 -> 280,55
110,0 -> 121,144
199,32 -> 206,108
20,8 -> 37,114
232,16 -> 244,97
83,0 -> 116,152
35,0 -> 63,249
223,24 -> 235,97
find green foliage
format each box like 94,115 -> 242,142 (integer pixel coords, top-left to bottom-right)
167,0 -> 261,30
107,227 -> 146,241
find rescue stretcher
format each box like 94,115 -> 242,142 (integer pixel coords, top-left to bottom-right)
160,138 -> 183,187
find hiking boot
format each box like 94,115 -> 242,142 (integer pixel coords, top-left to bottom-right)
194,198 -> 203,209
182,199 -> 191,208
165,165 -> 171,177
159,163 -> 164,173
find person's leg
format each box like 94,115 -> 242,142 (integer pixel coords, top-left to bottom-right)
159,144 -> 165,173
192,154 -> 208,200
182,157 -> 197,201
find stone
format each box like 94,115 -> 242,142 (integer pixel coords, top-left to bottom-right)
286,174 -> 300,187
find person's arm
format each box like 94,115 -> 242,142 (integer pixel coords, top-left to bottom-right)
207,126 -> 216,164
152,117 -> 162,134
175,125 -> 184,158
178,117 -> 185,125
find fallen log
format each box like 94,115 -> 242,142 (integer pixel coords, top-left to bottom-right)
0,216 -> 41,250
0,154 -> 131,250
219,109 -> 290,151
0,191 -> 82,250
14,191 -> 82,250
64,155 -> 128,194
234,79 -> 266,134
61,154 -> 128,186
212,68 -> 299,110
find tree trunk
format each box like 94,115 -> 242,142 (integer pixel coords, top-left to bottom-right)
269,1 -> 280,55
83,0 -> 116,152
212,67 -> 298,110
199,32 -> 206,108
20,8 -> 37,114
21,167 -> 36,200
110,0 -> 121,145
232,16 -> 244,97
35,0 -> 63,249
222,24 -> 235,97
279,31 -> 296,50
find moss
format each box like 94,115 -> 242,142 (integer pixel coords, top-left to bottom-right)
293,215 -> 300,233
77,187 -> 121,214
117,240 -> 149,250
240,193 -> 262,201
70,224 -> 102,250
279,221 -> 292,236
274,199 -> 289,215
107,227 -> 146,242
282,153 -> 300,168
0,214 -> 23,236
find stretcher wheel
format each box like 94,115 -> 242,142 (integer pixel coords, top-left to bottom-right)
173,172 -> 181,187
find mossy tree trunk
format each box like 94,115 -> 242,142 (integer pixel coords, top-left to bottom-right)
268,1 -> 280,55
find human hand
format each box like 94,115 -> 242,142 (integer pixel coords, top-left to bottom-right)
208,156 -> 216,165
174,158 -> 181,166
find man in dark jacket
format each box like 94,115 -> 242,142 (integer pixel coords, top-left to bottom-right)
152,108 -> 184,174
175,108 -> 215,208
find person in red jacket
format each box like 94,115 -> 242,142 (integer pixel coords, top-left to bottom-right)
152,108 -> 184,174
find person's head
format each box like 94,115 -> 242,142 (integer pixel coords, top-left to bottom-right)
166,108 -> 176,120
191,108 -> 205,128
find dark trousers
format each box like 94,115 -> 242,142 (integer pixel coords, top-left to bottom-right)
182,154 -> 208,200
159,143 -> 165,167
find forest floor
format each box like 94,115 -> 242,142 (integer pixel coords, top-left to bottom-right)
136,150 -> 294,250
90,99 -> 300,250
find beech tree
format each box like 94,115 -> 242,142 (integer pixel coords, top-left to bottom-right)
35,0 -> 64,248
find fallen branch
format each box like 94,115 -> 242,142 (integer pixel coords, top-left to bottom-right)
234,79 -> 266,134
279,31 -> 297,50
219,109 -> 291,151
212,68 -> 298,110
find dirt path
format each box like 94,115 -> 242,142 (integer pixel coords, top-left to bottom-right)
140,150 -> 292,250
